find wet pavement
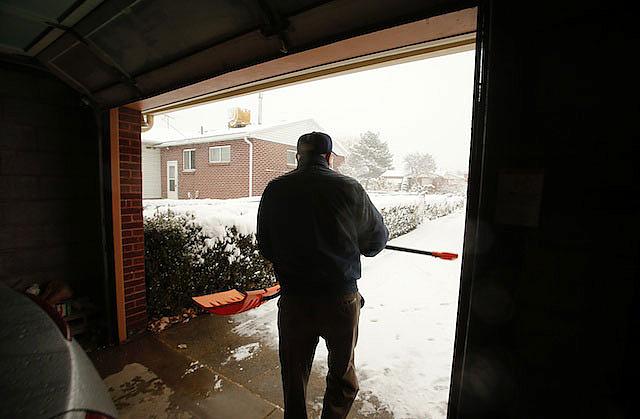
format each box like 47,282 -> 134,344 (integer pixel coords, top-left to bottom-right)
90,313 -> 393,418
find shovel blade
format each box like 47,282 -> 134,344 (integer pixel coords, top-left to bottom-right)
192,284 -> 281,315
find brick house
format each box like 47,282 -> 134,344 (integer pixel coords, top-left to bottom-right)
151,119 -> 346,199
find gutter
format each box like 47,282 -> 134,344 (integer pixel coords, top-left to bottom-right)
243,136 -> 253,197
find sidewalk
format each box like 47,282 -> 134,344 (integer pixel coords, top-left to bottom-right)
91,313 -> 392,418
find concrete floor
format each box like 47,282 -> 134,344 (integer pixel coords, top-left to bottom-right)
91,314 -> 392,418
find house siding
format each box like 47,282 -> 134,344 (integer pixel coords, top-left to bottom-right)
141,145 -> 161,198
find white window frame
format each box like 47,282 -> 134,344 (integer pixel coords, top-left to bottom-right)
183,149 -> 196,171
286,149 -> 297,167
209,145 -> 231,163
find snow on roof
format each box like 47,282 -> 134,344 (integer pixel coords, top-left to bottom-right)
151,119 -> 347,156
381,169 -> 408,178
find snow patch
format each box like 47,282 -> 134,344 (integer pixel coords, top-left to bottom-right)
213,374 -> 223,391
223,342 -> 261,364
181,361 -> 204,378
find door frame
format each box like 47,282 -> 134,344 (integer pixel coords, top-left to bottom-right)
447,2 -> 490,417
167,160 -> 178,199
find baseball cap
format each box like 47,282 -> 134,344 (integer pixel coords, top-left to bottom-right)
297,131 -> 333,154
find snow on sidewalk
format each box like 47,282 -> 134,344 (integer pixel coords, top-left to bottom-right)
233,211 -> 466,418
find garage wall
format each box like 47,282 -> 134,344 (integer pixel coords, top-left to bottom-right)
0,63 -> 104,302
141,145 -> 161,199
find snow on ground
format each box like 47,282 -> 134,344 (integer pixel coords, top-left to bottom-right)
143,193 -> 465,417
233,211 -> 465,418
222,342 -> 261,364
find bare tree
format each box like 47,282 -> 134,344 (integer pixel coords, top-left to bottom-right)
404,152 -> 437,177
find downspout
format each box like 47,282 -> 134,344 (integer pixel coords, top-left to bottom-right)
243,136 -> 253,197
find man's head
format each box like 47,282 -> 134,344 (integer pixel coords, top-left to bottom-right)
297,131 -> 334,167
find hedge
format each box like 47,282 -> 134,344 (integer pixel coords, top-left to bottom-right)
144,210 -> 276,318
144,195 -> 464,318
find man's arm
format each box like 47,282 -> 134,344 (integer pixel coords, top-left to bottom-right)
357,186 -> 389,257
256,184 -> 275,261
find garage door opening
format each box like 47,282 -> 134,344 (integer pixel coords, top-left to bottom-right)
133,46 -> 475,418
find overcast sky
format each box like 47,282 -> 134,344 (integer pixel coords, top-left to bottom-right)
146,49 -> 475,172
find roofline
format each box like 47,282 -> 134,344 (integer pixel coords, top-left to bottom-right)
149,118 -> 348,155
151,135 -> 346,156
151,119 -> 315,147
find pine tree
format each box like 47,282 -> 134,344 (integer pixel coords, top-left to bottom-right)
343,131 -> 394,188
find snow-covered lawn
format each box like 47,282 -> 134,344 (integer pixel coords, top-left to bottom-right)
144,193 -> 465,417
233,211 -> 465,418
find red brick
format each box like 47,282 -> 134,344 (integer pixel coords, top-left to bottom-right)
123,251 -> 142,260
122,237 -> 139,245
119,112 -> 141,124
124,277 -> 144,287
126,313 -> 147,330
125,290 -> 146,302
114,107 -> 148,323
124,264 -> 144,273
158,138 -> 343,199
125,304 -> 146,316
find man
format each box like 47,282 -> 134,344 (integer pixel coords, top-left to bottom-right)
257,131 -> 389,419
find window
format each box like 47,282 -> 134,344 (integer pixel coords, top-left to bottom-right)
209,145 -> 231,163
183,149 -> 196,171
287,149 -> 297,166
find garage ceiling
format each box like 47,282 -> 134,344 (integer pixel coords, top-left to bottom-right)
0,0 -> 474,109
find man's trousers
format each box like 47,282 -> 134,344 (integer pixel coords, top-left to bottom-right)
277,291 -> 362,419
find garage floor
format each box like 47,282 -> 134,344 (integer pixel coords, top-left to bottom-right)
90,314 -> 392,419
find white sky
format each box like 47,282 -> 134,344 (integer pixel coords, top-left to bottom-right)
146,49 -> 475,172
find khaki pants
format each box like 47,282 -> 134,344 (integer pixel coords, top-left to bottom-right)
277,292 -> 363,419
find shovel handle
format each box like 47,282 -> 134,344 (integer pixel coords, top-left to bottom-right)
384,245 -> 459,260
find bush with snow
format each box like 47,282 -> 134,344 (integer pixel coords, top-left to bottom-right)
144,210 -> 275,317
379,193 -> 465,239
143,193 -> 464,318
380,204 -> 422,240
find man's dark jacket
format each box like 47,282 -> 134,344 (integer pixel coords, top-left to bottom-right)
257,154 -> 389,295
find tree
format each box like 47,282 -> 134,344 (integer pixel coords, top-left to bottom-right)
404,152 -> 437,177
404,152 -> 437,191
342,131 -> 394,188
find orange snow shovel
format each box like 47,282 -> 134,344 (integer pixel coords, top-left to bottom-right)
192,245 -> 458,315
192,285 -> 281,315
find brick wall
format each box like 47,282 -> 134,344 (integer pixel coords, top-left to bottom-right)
116,107 -> 146,335
252,140 -> 297,196
160,140 -> 250,199
0,63 -> 103,304
158,138 -> 346,199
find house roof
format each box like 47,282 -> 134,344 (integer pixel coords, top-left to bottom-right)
152,119 -> 347,156
381,169 -> 408,178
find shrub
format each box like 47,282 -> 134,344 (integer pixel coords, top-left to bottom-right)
381,195 -> 465,239
381,204 -> 422,240
422,195 -> 466,220
143,194 -> 464,318
144,210 -> 276,318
